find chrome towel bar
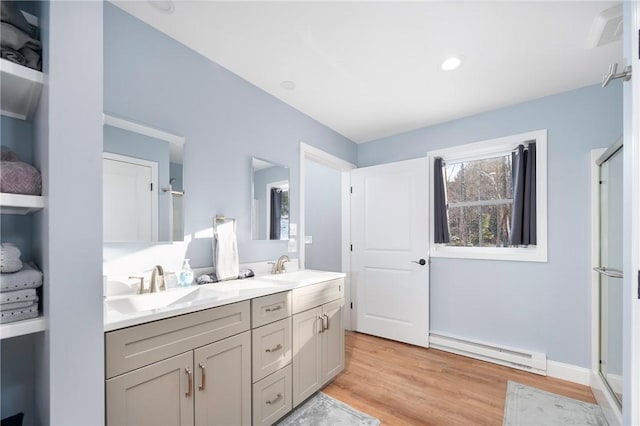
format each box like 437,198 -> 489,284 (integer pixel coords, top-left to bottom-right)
593,267 -> 623,279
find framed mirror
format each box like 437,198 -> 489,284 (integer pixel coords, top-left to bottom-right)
251,157 -> 290,240
103,114 -> 185,242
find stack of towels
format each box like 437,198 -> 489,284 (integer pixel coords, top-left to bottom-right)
0,244 -> 42,324
1,1 -> 42,71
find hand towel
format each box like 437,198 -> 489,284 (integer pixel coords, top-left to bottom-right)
214,220 -> 239,281
0,243 -> 22,273
0,287 -> 36,304
0,263 -> 42,292
0,304 -> 37,324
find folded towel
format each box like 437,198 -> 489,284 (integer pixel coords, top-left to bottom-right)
0,297 -> 37,312
0,304 -> 37,324
0,160 -> 42,195
0,244 -> 22,273
0,288 -> 36,304
214,219 -> 239,281
0,22 -> 41,71
0,263 -> 42,292
1,47 -> 25,65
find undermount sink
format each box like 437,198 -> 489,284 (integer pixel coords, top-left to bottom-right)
105,287 -> 223,315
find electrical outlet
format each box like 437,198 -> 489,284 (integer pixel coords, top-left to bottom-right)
290,223 -> 297,236
305,236 -> 313,244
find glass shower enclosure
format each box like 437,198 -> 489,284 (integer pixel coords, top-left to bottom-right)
596,140 -> 624,407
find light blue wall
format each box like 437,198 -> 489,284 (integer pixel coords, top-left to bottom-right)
358,83 -> 623,367
304,159 -> 342,272
253,165 -> 290,240
103,3 -> 357,267
104,125 -> 171,240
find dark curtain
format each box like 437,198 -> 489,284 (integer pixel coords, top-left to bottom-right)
270,188 -> 282,240
510,142 -> 537,245
433,157 -> 450,244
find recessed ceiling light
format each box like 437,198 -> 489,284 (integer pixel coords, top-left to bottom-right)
441,56 -> 462,71
280,81 -> 296,90
148,0 -> 174,13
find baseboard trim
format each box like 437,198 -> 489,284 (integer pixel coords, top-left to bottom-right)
546,360 -> 590,386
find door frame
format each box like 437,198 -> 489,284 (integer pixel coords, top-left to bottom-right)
299,142 -> 356,329
103,152 -> 159,242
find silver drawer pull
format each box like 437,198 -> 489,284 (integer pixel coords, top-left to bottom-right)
265,344 -> 283,353
198,362 -> 206,391
185,367 -> 193,397
265,305 -> 283,312
265,393 -> 283,405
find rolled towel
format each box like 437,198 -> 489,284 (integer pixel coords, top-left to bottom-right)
1,46 -> 25,65
0,304 -> 37,324
0,287 -> 36,304
0,263 -> 42,292
0,22 -> 40,52
0,244 -> 22,273
0,296 -> 37,312
0,160 -> 42,195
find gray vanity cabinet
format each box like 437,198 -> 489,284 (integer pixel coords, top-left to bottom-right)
106,351 -> 195,426
105,301 -> 251,426
291,279 -> 345,406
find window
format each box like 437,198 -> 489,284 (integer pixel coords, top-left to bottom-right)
429,130 -> 547,262
445,153 -> 513,247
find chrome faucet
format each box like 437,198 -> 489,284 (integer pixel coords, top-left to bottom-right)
271,255 -> 290,274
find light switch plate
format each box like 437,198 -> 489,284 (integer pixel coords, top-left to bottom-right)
290,223 -> 297,236
304,236 -> 313,244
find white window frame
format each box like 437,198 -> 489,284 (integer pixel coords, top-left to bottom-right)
428,129 -> 548,262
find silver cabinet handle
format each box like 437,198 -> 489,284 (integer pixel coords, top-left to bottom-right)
322,314 -> 329,331
185,367 -> 193,397
593,267 -> 623,279
265,393 -> 283,405
318,316 -> 325,333
265,344 -> 283,353
265,305 -> 282,312
198,362 -> 206,391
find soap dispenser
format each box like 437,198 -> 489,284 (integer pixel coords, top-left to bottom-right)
179,259 -> 194,286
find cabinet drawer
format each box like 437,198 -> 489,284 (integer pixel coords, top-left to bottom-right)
252,317 -> 292,383
252,365 -> 292,426
292,279 -> 344,314
251,291 -> 291,328
106,301 -> 250,379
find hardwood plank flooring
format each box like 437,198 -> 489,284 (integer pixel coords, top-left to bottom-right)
323,331 -> 596,425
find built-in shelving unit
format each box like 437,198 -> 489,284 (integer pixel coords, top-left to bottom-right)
0,193 -> 45,215
0,58 -> 43,121
0,317 -> 46,340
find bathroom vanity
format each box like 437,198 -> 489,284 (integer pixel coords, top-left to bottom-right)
103,270 -> 345,426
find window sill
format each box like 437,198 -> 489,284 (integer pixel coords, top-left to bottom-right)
430,244 -> 547,262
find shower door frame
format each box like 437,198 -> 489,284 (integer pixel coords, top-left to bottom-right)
590,147 -> 623,425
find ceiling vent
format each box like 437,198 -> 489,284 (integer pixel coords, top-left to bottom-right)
586,4 -> 623,48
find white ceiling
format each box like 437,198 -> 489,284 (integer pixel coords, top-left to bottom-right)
111,1 -> 623,144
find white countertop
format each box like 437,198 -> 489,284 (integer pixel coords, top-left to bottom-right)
104,270 -> 346,332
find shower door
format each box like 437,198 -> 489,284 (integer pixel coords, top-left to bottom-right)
597,143 -> 623,407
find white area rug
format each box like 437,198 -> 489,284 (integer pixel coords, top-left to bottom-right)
276,392 -> 380,426
503,381 -> 608,426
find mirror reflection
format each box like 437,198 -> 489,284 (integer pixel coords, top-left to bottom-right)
251,157 -> 290,240
103,116 -> 184,242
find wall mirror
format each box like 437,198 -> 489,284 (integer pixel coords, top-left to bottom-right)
251,157 -> 290,240
103,114 -> 185,243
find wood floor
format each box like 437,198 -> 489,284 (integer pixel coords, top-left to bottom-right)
323,331 -> 596,425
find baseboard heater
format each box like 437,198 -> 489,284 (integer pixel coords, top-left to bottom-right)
429,331 -> 547,376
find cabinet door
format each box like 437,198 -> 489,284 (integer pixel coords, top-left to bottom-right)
194,331 -> 251,426
322,298 -> 345,385
292,306 -> 323,406
106,352 -> 194,426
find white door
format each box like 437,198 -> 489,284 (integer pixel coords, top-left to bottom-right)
351,157 -> 429,347
103,153 -> 158,242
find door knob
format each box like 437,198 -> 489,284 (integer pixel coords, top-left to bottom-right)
412,259 -> 427,266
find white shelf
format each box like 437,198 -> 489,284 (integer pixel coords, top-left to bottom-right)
0,58 -> 44,121
0,316 -> 46,340
0,193 -> 45,215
